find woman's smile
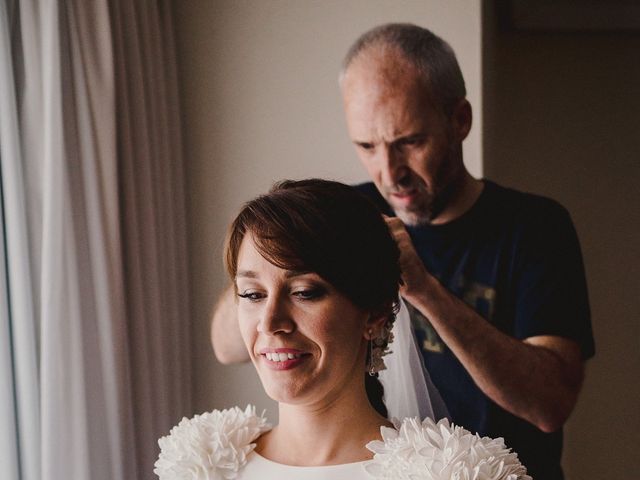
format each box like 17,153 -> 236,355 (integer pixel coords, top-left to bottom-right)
259,348 -> 311,370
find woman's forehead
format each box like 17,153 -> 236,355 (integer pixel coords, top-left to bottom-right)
236,234 -> 315,280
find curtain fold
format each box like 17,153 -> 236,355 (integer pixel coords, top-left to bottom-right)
0,0 -> 191,478
111,0 -> 192,474
1,2 -> 41,480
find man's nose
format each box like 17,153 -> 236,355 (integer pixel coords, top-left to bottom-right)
379,145 -> 407,186
257,295 -> 294,335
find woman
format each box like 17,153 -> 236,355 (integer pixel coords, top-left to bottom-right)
155,179 -> 530,479
229,179 -> 400,474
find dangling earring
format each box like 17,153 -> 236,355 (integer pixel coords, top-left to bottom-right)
368,330 -> 376,377
369,340 -> 378,377
366,321 -> 394,376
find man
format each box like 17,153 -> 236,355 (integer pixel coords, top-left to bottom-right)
212,24 -> 594,479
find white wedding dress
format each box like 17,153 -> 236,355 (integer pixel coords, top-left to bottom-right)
238,451 -> 372,479
154,406 -> 531,480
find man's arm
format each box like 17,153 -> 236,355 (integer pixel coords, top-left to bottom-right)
386,217 -> 584,433
210,286 -> 250,364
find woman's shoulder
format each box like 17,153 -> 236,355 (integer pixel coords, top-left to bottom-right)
154,405 -> 271,480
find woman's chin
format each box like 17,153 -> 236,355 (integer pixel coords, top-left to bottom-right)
264,388 -> 303,405
259,377 -> 304,404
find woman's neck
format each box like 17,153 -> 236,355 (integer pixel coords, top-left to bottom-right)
256,380 -> 391,466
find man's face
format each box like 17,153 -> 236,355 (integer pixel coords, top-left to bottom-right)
342,53 -> 468,226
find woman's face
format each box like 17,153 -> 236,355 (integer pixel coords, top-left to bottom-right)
235,233 -> 371,406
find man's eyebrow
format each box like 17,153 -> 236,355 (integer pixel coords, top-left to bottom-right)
394,132 -> 426,142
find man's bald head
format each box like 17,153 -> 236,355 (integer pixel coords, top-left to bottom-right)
340,23 -> 466,117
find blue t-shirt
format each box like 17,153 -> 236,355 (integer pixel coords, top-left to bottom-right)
356,179 -> 594,480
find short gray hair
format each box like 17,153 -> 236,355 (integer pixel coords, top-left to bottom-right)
340,23 -> 466,115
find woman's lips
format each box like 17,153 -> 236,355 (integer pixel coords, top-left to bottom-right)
258,348 -> 310,370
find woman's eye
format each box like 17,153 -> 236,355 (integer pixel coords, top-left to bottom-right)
292,288 -> 325,301
237,291 -> 264,302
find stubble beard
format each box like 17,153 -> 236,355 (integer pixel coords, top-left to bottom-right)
390,182 -> 441,227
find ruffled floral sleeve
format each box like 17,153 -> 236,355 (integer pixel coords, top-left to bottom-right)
364,417 -> 532,480
154,405 -> 271,480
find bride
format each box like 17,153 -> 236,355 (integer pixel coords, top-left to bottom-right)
155,179 -> 530,479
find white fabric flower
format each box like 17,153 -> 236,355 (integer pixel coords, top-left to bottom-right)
365,417 -> 532,480
154,405 -> 271,480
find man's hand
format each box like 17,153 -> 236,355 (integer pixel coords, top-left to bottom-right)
384,216 -> 431,300
211,286 -> 251,364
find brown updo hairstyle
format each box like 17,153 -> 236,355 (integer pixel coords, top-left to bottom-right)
225,178 -> 400,325
225,179 -> 401,416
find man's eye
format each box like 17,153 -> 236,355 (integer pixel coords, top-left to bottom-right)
358,142 -> 374,151
237,291 -> 264,302
292,288 -> 325,301
402,134 -> 428,148
399,137 -> 421,147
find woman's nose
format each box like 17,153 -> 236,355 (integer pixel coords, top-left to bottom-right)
257,296 -> 294,335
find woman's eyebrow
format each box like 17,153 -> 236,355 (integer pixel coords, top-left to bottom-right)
235,269 -> 314,280
235,270 -> 257,279
285,270 -> 313,279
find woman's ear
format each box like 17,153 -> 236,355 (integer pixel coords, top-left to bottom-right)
364,306 -> 391,338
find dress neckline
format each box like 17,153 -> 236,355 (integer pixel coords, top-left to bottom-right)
250,451 -> 369,470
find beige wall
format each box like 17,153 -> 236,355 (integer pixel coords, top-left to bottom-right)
482,5 -> 640,479
173,0 -> 482,418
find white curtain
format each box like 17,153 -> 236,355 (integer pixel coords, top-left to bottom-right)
0,1 -> 191,479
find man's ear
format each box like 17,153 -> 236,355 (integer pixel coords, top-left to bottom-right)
451,98 -> 472,142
